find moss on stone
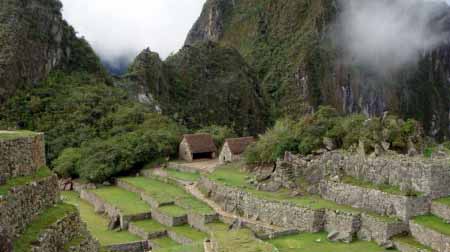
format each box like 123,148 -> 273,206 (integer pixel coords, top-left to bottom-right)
393,235 -> 433,251
0,166 -> 53,196
13,203 -> 78,252
0,130 -> 39,140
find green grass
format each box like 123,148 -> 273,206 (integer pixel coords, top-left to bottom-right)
165,168 -> 201,182
61,191 -> 141,246
63,234 -> 86,251
151,237 -> 180,247
209,223 -> 277,252
0,130 -> 38,140
170,225 -> 208,241
392,236 -> 433,251
341,176 -> 419,196
208,164 -> 398,223
414,215 -> 450,236
0,166 -> 53,196
90,186 -> 151,215
120,177 -> 214,215
154,242 -> 204,252
131,219 -> 166,233
269,232 -> 397,252
435,197 -> 450,207
158,205 -> 187,217
13,203 -> 78,252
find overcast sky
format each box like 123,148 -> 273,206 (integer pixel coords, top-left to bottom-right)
60,0 -> 205,69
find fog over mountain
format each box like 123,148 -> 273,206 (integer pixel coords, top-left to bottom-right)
60,0 -> 205,74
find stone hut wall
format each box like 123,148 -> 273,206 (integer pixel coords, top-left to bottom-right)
0,133 -> 46,184
0,175 -> 59,240
30,211 -> 100,252
179,139 -> 193,161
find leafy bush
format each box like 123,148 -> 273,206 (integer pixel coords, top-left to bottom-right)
196,125 -> 237,148
244,106 -> 423,165
52,148 -> 81,178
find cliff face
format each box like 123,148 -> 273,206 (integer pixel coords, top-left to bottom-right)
0,0 -> 104,103
186,0 -> 450,138
123,42 -> 267,135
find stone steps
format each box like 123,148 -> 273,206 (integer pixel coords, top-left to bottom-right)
410,215 -> 450,252
319,179 -> 430,221
431,198 -> 450,223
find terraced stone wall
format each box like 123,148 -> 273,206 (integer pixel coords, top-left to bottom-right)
283,151 -> 450,198
0,175 -> 59,240
0,133 -> 45,184
410,220 -> 450,252
30,211 -> 99,252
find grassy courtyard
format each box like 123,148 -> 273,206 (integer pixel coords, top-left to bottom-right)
62,191 -> 141,246
268,232 -> 396,252
90,186 -> 151,215
208,164 -> 397,223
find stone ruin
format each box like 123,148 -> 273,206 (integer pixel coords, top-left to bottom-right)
198,149 -> 450,251
0,131 -> 99,252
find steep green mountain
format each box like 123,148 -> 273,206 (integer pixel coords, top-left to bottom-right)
0,0 -> 106,103
120,42 -> 268,135
185,0 -> 450,138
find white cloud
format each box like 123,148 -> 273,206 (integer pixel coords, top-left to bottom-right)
60,0 -> 205,68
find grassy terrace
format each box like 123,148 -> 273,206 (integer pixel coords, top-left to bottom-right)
0,166 -> 53,196
158,205 -> 187,217
154,242 -> 204,252
208,164 -> 398,223
414,215 -> 450,236
90,186 -> 151,215
435,196 -> 450,206
132,219 -> 166,233
341,176 -> 420,196
269,232 -> 397,252
0,130 -> 39,140
120,177 -> 214,214
393,236 -> 433,251
207,223 -> 277,252
165,168 -> 201,182
62,191 -> 141,246
13,203 -> 77,252
170,225 -> 208,241
151,237 -> 179,247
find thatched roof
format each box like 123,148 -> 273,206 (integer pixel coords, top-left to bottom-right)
224,137 -> 255,155
183,134 -> 217,153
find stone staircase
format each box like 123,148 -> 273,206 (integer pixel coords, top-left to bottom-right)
0,131 -> 99,252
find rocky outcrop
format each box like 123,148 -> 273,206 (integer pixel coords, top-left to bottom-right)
124,42 -> 267,135
0,0 -> 105,103
186,0 -> 450,137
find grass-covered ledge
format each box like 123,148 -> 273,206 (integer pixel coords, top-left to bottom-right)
413,215 -> 450,236
0,130 -> 40,141
13,203 -> 78,252
0,166 -> 53,196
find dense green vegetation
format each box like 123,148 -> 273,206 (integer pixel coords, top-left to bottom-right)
196,125 -> 236,148
13,203 -> 78,252
245,106 -> 422,164
0,71 -> 185,182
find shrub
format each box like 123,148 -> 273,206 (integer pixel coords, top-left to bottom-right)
52,148 -> 81,178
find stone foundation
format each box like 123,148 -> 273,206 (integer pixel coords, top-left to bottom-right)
167,230 -> 195,244
187,212 -> 219,232
104,241 -> 149,252
410,221 -> 450,252
0,133 -> 46,183
0,175 -> 59,239
357,214 -> 409,245
431,201 -> 450,223
319,180 -> 430,220
128,222 -> 166,240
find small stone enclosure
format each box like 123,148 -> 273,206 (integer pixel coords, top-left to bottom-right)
179,133 -> 217,161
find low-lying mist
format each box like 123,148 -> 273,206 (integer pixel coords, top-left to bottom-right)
335,0 -> 450,73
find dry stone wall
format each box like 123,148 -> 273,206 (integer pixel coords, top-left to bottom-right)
30,211 -> 99,252
431,202 -> 450,223
0,175 -> 59,240
410,220 -> 450,252
283,151 -> 450,198
0,133 -> 45,184
319,180 -> 430,220
357,214 -> 408,245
